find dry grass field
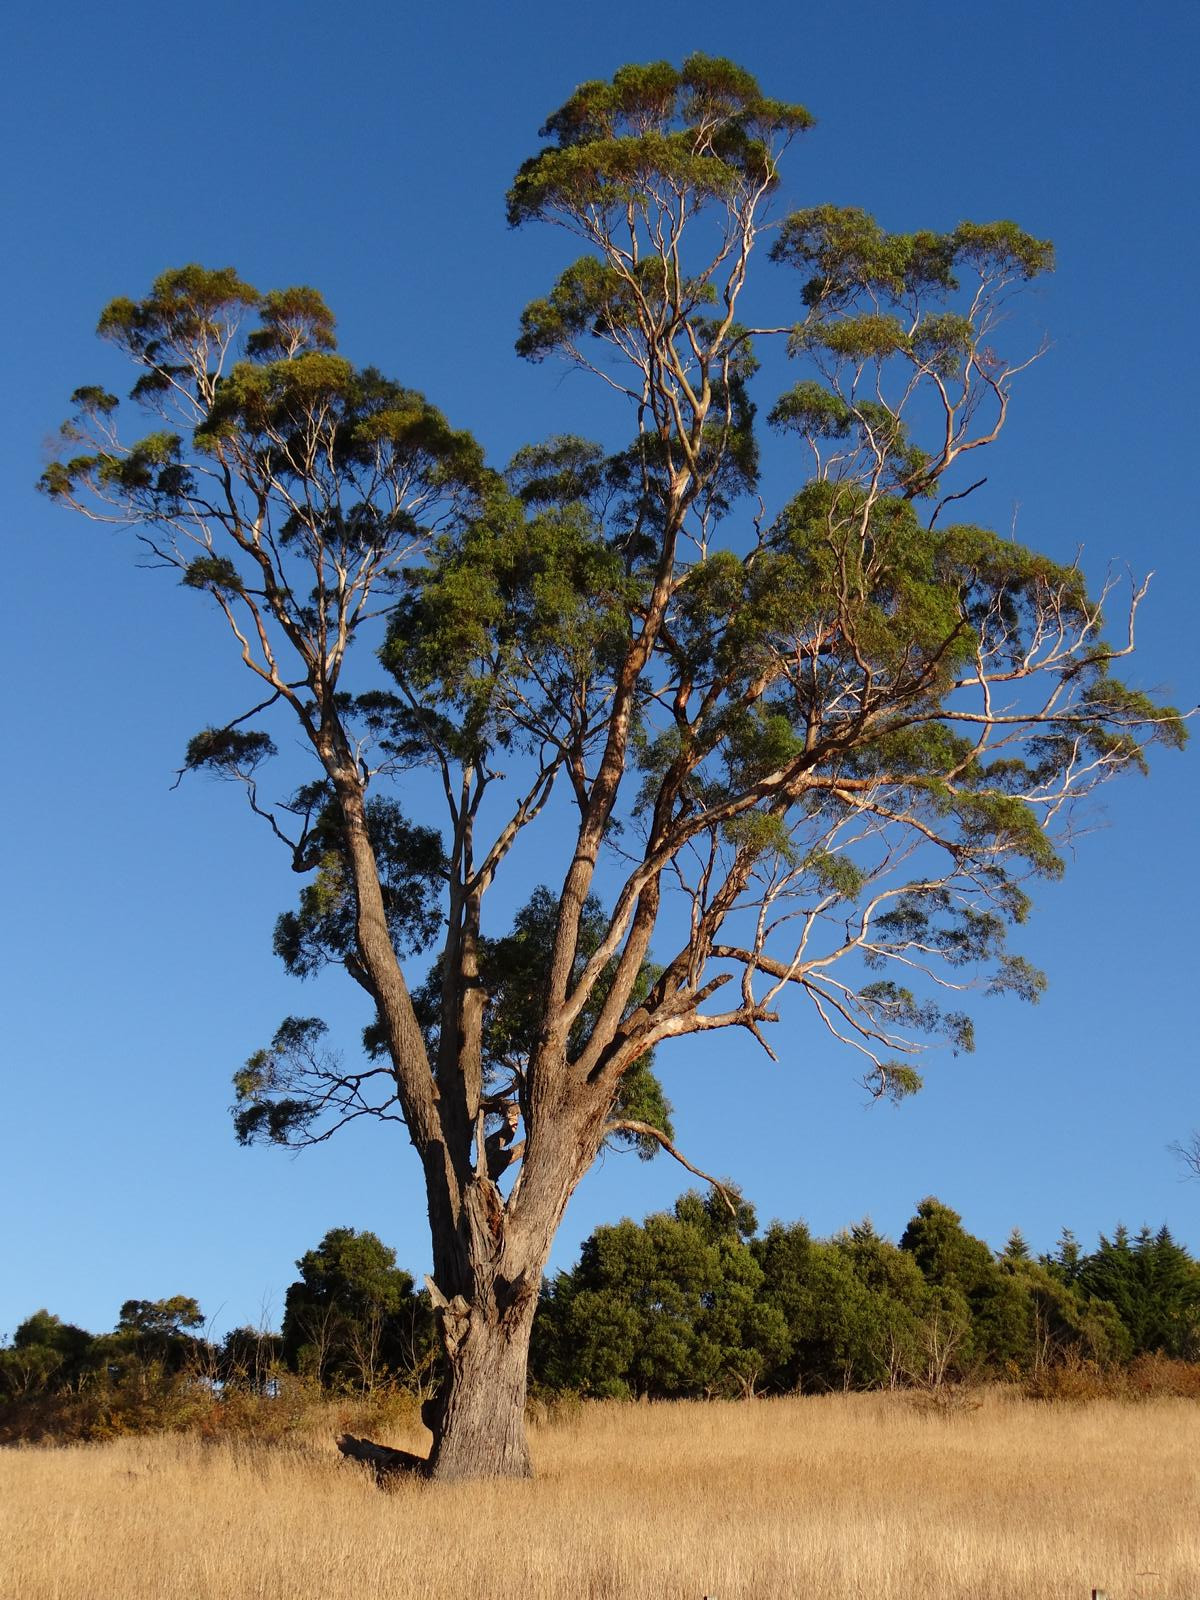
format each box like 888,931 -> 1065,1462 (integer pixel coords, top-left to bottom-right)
1,1391 -> 1196,1600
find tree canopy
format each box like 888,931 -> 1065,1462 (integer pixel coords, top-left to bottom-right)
41,55 -> 1186,1479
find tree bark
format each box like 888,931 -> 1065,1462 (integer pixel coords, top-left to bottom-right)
424,1274 -> 540,1481
420,1094 -> 607,1481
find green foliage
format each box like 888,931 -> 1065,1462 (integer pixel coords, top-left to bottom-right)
232,1017 -> 333,1147
216,1326 -> 284,1392
42,267 -> 488,624
535,1191 -> 1190,1400
0,1298 -> 211,1409
245,285 -> 337,359
516,256 -> 643,362
280,1227 -> 433,1390
117,1296 -> 204,1336
770,208 -> 1052,308
13,1309 -> 92,1356
272,789 -> 446,979
900,1198 -> 995,1292
180,555 -> 245,596
1004,1256 -> 1131,1369
184,726 -> 276,776
533,1189 -> 786,1398
0,1312 -> 96,1400
506,434 -> 610,508
1078,1225 -> 1200,1359
109,1296 -> 208,1377
751,1220 -> 936,1390
1043,1227 -> 1084,1284
96,264 -> 260,352
508,56 -> 812,229
897,1197 -> 1024,1370
381,488 -> 634,759
194,356 -> 487,509
1002,1228 -> 1032,1262
539,1192 -> 1134,1397
610,1053 -> 674,1157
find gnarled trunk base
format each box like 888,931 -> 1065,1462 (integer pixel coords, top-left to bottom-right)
424,1291 -> 536,1481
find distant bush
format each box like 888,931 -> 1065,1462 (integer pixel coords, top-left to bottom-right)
0,1362 -> 426,1448
0,1362 -> 209,1445
1024,1351 -> 1200,1403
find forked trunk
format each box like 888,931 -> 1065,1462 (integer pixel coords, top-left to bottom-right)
421,1108 -> 600,1481
425,1285 -> 540,1481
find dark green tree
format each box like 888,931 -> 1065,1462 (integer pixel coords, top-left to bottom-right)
752,1220 -> 934,1391
534,1190 -> 787,1398
43,56 -> 1184,1478
218,1326 -> 284,1392
998,1255 -> 1130,1372
831,1223 -> 937,1385
281,1227 -> 432,1391
900,1198 -> 994,1291
1001,1228 -> 1031,1263
1042,1228 -> 1084,1285
0,1311 -> 95,1398
117,1296 -> 205,1338
113,1296 -> 207,1373
900,1198 -> 1032,1371
1079,1225 -> 1200,1358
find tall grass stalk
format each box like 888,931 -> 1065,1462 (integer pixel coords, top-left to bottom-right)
2,1390 -> 1196,1599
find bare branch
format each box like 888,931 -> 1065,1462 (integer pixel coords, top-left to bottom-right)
604,1120 -> 737,1214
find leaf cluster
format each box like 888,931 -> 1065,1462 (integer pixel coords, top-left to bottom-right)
272,787 -> 447,981
508,55 -> 812,227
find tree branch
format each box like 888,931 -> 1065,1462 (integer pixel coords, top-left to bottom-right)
604,1120 -> 737,1214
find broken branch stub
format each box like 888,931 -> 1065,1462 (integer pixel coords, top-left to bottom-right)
336,1431 -> 428,1483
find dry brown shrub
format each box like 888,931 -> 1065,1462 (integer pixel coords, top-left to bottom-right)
0,1369 -> 431,1450
1124,1352 -> 1200,1398
1024,1351 -> 1200,1402
0,1365 -> 212,1446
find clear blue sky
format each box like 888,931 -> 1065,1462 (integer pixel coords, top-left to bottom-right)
2,0 -> 1196,1342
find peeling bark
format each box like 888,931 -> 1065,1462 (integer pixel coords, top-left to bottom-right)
425,1288 -> 540,1481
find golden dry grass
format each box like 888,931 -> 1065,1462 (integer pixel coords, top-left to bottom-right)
1,1391 -> 1196,1600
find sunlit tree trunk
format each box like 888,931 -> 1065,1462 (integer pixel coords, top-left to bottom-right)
425,1279 -> 540,1480
422,1087 -> 605,1480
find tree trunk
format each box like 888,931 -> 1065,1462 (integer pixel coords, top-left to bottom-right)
425,1284 -> 539,1481
420,1108 -> 601,1481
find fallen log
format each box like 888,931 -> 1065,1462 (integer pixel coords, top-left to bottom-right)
336,1432 -> 429,1483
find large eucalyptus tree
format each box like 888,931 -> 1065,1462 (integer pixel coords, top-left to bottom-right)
43,57 -> 1184,1479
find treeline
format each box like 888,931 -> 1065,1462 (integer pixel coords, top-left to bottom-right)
0,1228 -> 433,1441
531,1194 -> 1199,1398
4,1196 -> 1199,1441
